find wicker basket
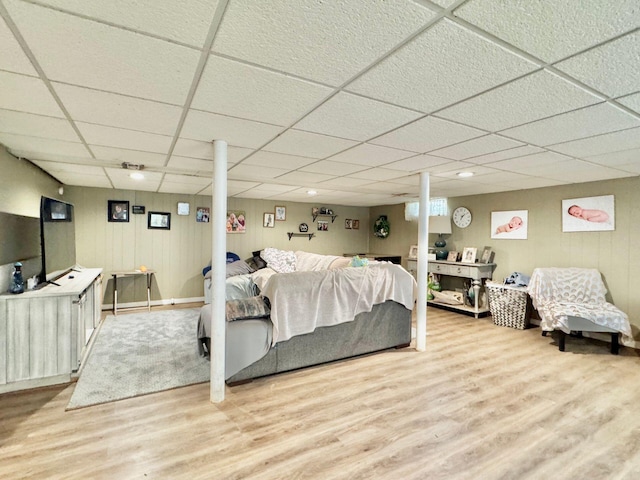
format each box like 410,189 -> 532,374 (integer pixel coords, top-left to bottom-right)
486,281 -> 531,329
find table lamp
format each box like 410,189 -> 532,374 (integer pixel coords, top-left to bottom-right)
429,215 -> 452,260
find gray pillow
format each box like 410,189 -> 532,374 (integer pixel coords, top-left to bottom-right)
225,260 -> 255,278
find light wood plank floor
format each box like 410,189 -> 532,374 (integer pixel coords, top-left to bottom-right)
1,306 -> 640,479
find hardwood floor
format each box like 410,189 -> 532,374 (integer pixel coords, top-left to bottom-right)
1,306 -> 639,479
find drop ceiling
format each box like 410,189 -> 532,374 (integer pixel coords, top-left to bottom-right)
0,0 -> 638,206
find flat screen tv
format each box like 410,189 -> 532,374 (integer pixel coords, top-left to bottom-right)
40,196 -> 76,284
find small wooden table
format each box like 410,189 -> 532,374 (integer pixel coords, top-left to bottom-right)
110,269 -> 155,315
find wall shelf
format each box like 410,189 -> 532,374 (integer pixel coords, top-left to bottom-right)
287,232 -> 315,241
312,213 -> 338,223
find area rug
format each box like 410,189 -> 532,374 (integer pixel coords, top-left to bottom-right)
67,308 -> 209,410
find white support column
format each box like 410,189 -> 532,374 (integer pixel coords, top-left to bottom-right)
210,140 -> 227,403
416,172 -> 430,351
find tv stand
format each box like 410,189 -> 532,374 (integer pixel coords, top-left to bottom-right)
0,268 -> 103,393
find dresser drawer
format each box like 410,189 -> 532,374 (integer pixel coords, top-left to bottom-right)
449,264 -> 471,277
429,263 -> 450,275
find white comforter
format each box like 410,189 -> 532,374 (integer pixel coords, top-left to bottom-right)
260,262 -> 416,344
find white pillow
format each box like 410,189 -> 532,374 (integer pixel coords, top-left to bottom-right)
261,247 -> 296,273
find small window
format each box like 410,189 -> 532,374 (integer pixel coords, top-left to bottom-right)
404,198 -> 448,221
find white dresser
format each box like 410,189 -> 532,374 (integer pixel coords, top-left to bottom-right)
0,267 -> 103,393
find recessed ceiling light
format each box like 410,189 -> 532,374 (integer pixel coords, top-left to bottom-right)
130,172 -> 144,180
457,171 -> 474,178
307,190 -> 317,196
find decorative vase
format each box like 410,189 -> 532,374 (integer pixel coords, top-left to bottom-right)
9,262 -> 25,294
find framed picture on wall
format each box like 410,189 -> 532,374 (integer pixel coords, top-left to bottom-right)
227,211 -> 246,233
491,210 -> 528,239
148,211 -> 170,230
196,207 -> 210,223
263,212 -> 275,228
562,194 -> 614,232
275,206 -> 286,221
108,200 -> 129,222
352,219 -> 359,230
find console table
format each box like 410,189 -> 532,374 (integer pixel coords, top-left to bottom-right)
408,259 -> 496,318
110,269 -> 155,315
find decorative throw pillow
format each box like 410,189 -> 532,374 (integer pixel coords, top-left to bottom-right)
225,296 -> 271,322
226,260 -> 255,278
261,247 -> 296,273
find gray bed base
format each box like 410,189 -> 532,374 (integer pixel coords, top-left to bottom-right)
224,300 -> 412,384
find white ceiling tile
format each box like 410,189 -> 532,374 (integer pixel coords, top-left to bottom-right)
555,31 -> 640,98
430,0 -> 457,7
192,56 -> 333,126
429,134 -> 523,160
166,156 -> 212,173
464,145 -> 545,164
318,176 -> 374,188
241,151 -> 316,170
244,184 -> 299,194
90,146 -> 166,167
212,0 -> 437,86
31,159 -> 105,176
53,83 -> 183,136
584,147 -> 640,167
263,130 -> 358,159
35,0 -> 219,48
438,70 -> 602,131
326,143 -> 415,167
47,172 -> 112,188
226,180 -> 261,196
549,127 -> 640,158
275,171 -> 337,185
0,133 -> 88,157
500,103 -> 640,146
488,151 -> 575,173
358,181 -> 416,194
300,160 -> 366,175
371,116 -> 486,152
348,168 -> 408,182
0,14 -> 37,75
0,71 -> 63,117
294,92 -> 422,141
158,181 -> 209,195
172,138 -> 252,162
387,174 -> 420,186
227,163 -> 291,181
617,92 -> 640,113
78,123 -> 172,154
4,0 -> 200,104
0,109 -> 79,141
181,109 -> 283,149
104,166 -> 162,192
383,154 -> 453,172
348,19 -> 536,113
534,159 -> 635,183
454,0 -> 639,63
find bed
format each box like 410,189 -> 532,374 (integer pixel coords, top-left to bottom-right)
198,250 -> 416,383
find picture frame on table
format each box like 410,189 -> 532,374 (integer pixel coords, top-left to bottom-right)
447,251 -> 459,262
148,211 -> 170,230
408,245 -> 418,259
461,247 -> 477,263
275,206 -> 286,221
480,246 -> 495,264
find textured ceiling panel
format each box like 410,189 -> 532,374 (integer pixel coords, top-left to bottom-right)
0,71 -> 63,117
227,163 -> 291,181
300,160 -> 367,175
78,123 -> 172,154
294,92 -> 422,141
549,127 -> 640,158
454,0 -> 639,63
0,110 -> 79,142
500,103 -> 640,146
438,70 -> 602,131
0,14 -> 37,75
90,146 -> 167,167
348,19 -> 536,113
263,130 -> 358,159
172,138 -> 251,163
371,116 -> 485,153
35,0 -> 219,47
240,151 -> 316,170
554,31 -> 640,98
4,0 -> 200,104
0,133 -> 88,157
617,93 -> 640,113
428,134 -> 523,160
53,83 -> 183,136
181,109 -> 283,149
212,0 -> 437,86
383,154 -> 453,172
105,167 -> 163,192
192,56 -> 333,126
326,143 -> 415,167
464,145 -> 545,165
584,147 -> 640,167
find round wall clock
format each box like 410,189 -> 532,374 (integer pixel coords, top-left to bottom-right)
452,206 -> 472,228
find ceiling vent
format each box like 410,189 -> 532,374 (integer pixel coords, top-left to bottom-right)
122,162 -> 144,171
